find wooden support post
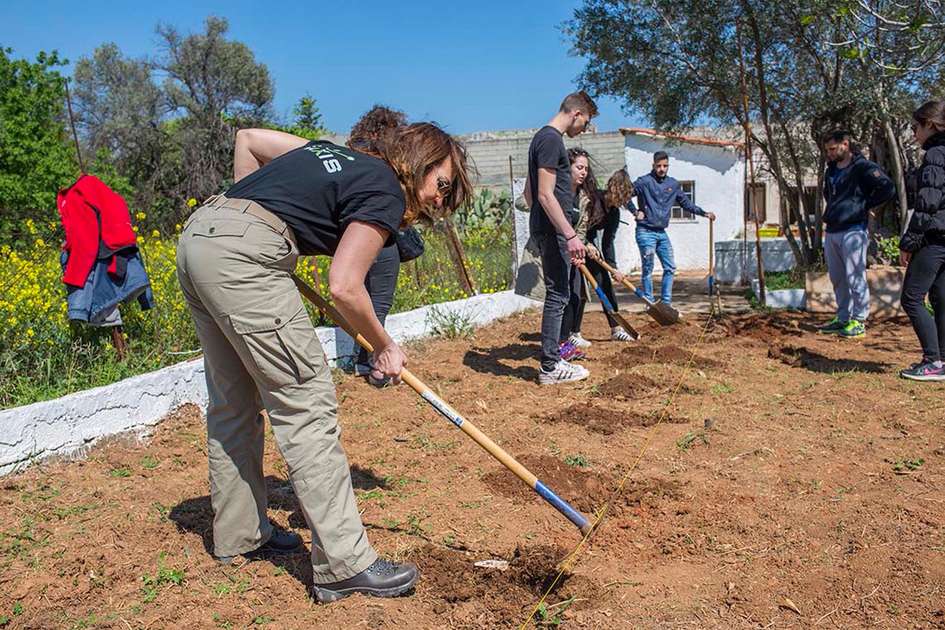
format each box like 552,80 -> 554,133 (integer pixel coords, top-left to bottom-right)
110,326 -> 127,361
442,218 -> 476,296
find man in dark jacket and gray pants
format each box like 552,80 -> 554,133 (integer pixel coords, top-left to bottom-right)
819,131 -> 896,338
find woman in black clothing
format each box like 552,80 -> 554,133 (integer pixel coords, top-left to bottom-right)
586,169 -> 636,342
899,99 -> 945,381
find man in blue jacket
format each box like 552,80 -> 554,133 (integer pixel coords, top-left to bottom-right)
818,131 -> 896,338
633,151 -> 715,305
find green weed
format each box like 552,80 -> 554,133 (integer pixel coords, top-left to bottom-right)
564,454 -> 590,468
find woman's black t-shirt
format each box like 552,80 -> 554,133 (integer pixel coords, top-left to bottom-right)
225,140 -> 406,255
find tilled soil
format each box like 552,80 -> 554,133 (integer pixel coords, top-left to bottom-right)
1,308 -> 944,629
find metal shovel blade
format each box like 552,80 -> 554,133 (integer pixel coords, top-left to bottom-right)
645,300 -> 680,326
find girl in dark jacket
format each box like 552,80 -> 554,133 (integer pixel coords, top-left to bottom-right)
899,100 -> 945,381
586,169 -> 636,342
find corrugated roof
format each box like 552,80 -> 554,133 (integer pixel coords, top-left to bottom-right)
620,127 -> 744,150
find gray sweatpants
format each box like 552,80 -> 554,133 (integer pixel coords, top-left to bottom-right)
824,227 -> 870,322
176,197 -> 377,583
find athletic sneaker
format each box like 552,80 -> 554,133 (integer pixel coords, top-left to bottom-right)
569,333 -> 592,348
900,360 -> 945,381
839,320 -> 866,338
539,359 -> 590,385
559,340 -> 586,362
817,317 -> 846,334
611,327 -> 635,342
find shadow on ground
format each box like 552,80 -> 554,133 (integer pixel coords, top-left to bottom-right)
463,343 -> 539,381
770,345 -> 892,374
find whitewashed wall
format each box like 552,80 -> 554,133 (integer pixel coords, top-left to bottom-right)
0,291 -> 537,477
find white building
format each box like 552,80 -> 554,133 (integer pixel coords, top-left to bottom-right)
615,128 -> 746,272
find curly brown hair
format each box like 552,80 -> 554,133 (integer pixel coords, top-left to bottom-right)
347,106 -> 473,224
604,169 -> 634,209
348,105 -> 407,154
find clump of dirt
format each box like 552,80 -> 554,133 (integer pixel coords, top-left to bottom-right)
481,455 -> 682,516
541,402 -> 689,435
596,373 -> 661,399
710,313 -> 807,344
611,344 -> 720,369
596,372 -> 704,399
409,544 -> 604,626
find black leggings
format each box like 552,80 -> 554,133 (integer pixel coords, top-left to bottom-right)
559,265 -> 586,342
901,242 -> 945,362
355,243 -> 401,368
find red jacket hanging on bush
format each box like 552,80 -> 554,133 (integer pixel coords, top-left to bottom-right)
57,174 -> 137,287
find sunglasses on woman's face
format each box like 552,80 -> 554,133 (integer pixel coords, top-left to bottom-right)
436,174 -> 452,198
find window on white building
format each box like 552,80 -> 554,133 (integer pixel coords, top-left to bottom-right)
670,181 -> 696,220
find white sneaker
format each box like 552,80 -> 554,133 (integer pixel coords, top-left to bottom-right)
569,333 -> 591,348
611,327 -> 635,342
539,360 -> 590,385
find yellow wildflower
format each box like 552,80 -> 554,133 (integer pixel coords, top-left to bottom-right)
135,211 -> 146,220
187,198 -> 198,208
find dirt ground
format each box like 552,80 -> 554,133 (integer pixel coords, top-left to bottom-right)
1,308 -> 944,629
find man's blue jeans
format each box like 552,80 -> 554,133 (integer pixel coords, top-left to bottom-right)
635,226 -> 676,304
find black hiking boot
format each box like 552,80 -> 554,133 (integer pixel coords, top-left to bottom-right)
215,524 -> 302,565
312,558 -> 418,603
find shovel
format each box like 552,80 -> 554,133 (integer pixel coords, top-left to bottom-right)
576,263 -> 640,340
290,274 -> 595,537
590,255 -> 680,326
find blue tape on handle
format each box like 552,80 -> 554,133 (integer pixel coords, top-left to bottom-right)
594,286 -> 614,312
535,480 -> 590,531
420,390 -> 464,428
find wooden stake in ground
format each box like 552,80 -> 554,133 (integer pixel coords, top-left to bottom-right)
442,218 -> 477,296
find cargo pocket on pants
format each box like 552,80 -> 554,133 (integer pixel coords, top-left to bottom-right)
228,297 -> 324,390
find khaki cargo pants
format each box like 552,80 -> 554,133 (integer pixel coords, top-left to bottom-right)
176,196 -> 377,583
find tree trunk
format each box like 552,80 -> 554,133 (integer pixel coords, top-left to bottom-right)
882,118 -> 909,231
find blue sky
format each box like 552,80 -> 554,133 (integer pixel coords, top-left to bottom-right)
1,0 -> 646,135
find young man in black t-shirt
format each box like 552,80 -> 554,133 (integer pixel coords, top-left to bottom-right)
523,91 -> 598,385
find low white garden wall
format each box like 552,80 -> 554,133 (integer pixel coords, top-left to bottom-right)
0,290 -> 537,476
